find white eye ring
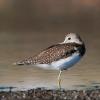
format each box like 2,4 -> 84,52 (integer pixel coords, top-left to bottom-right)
68,37 -> 71,40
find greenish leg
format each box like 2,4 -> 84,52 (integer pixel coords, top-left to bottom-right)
57,70 -> 62,89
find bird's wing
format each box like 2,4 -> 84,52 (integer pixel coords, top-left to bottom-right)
15,43 -> 79,65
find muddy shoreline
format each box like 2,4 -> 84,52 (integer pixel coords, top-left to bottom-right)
0,88 -> 100,100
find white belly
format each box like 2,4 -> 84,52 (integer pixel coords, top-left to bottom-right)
35,53 -> 81,70
51,53 -> 81,70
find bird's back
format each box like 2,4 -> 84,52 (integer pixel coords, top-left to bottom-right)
15,43 -> 85,68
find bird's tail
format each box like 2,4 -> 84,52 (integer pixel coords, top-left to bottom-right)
13,61 -> 25,65
13,57 -> 33,65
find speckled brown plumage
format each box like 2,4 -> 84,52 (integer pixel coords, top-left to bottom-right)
16,43 -> 85,65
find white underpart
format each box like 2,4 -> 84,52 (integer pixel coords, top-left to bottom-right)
35,53 -> 81,70
35,33 -> 83,70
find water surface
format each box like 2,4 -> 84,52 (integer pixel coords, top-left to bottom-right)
0,32 -> 100,90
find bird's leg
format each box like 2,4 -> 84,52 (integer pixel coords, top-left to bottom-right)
57,70 -> 62,89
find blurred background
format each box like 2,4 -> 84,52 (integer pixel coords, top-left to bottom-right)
0,0 -> 100,90
0,0 -> 100,32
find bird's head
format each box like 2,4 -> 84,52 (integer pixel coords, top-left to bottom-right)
63,33 -> 84,44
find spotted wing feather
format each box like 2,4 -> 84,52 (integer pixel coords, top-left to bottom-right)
15,43 -> 80,65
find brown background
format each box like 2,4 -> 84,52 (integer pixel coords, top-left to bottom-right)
0,0 -> 100,90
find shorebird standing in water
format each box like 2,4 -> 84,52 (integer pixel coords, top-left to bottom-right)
15,33 -> 86,89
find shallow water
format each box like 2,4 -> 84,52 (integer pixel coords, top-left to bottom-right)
0,32 -> 100,91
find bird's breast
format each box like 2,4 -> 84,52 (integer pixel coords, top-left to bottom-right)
51,53 -> 81,70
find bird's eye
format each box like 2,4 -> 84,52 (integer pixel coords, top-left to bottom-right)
68,37 -> 71,40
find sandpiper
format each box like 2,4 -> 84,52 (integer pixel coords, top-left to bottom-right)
15,33 -> 86,89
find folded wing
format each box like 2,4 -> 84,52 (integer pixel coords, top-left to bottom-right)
15,43 -> 79,65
